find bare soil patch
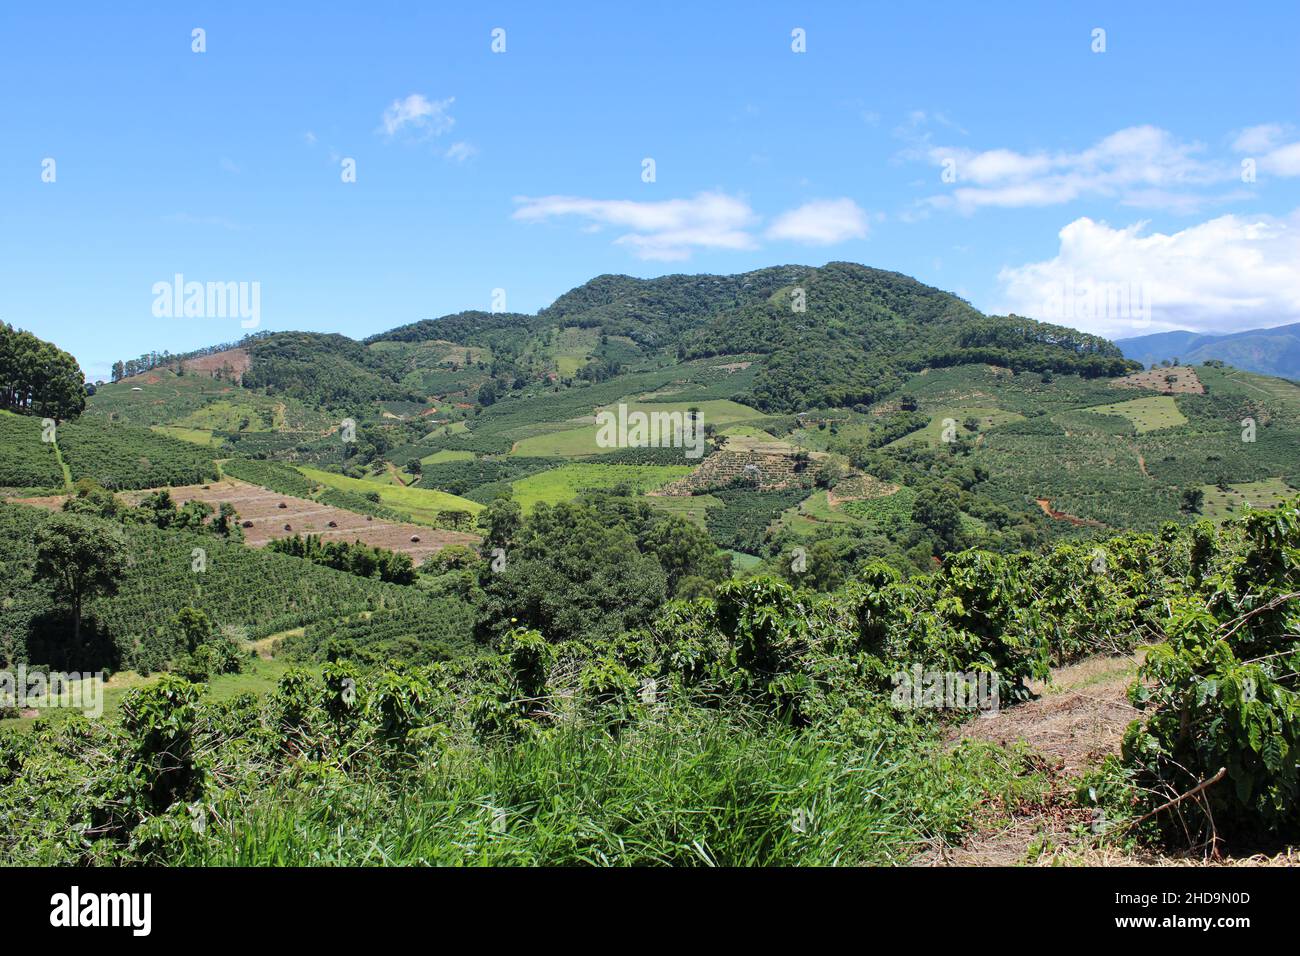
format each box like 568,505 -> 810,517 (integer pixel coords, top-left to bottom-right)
1111,366 -> 1204,395
11,479 -> 479,565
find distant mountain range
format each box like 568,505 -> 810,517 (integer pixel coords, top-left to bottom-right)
1117,323 -> 1300,381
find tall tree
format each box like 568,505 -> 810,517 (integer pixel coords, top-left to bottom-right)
33,513 -> 129,650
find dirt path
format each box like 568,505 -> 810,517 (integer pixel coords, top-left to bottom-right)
917,655 -> 1141,866
1034,497 -> 1105,527
385,461 -> 410,487
919,653 -> 1299,866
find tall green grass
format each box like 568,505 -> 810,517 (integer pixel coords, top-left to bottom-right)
175,708 -> 1045,866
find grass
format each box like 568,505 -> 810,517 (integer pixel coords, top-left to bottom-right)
296,465 -> 484,523
726,550 -> 764,570
510,399 -> 768,458
508,463 -> 692,512
886,407 -> 1025,447
1084,395 -> 1187,433
1199,477 -> 1298,522
645,493 -> 724,528
547,327 -> 598,378
420,449 -> 475,465
778,490 -> 863,536
173,398 -> 277,432
151,424 -> 217,446
0,656 -> 301,733
169,707 -> 1049,866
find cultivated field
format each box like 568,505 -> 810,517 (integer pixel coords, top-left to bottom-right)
296,466 -> 483,525
886,406 -> 1025,447
1110,365 -> 1204,394
10,479 -> 480,564
1199,477 -> 1298,522
509,399 -> 769,457
509,462 -> 692,512
1083,395 -> 1187,433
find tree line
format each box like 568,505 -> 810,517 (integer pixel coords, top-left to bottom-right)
0,322 -> 86,421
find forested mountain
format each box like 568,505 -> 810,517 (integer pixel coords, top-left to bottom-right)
1118,322 -> 1300,381
228,263 -> 1138,413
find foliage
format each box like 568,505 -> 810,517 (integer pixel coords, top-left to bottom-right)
1123,499 -> 1300,842
0,323 -> 86,421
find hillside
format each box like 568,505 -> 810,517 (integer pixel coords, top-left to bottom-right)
5,261 -> 1298,871
1117,322 -> 1300,381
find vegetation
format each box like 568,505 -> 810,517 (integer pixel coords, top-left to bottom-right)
4,264 -> 1300,867
0,323 -> 86,421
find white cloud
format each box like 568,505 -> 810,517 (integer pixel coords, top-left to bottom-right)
996,211 -> 1300,338
924,125 -> 1229,213
766,198 -> 869,244
1233,124 -> 1285,153
444,141 -> 477,163
380,94 -> 455,138
1262,142 -> 1300,177
1231,123 -> 1300,178
513,192 -> 759,261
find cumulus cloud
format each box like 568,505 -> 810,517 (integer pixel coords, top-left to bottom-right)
996,211 -> 1300,338
924,125 -> 1230,213
513,192 -> 759,261
765,198 -> 869,244
380,94 -> 455,138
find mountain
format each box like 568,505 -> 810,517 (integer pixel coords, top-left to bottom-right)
364,262 -> 1137,412
1117,322 -> 1300,381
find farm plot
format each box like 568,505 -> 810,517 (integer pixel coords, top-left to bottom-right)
885,407 -> 1025,447
1110,366 -> 1204,395
125,479 -> 480,564
296,466 -> 483,525
509,399 -> 769,458
1082,395 -> 1187,433
1198,477 -> 1298,522
508,463 -> 692,512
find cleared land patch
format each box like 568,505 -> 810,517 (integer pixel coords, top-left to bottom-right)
644,493 -> 724,528
510,399 -> 766,458
886,407 -> 1025,447
1199,477 -> 1298,522
297,466 -> 483,524
1083,395 -> 1187,433
509,463 -> 692,512
1110,366 -> 1204,395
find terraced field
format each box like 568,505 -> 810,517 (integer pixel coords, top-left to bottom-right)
154,479 -> 479,562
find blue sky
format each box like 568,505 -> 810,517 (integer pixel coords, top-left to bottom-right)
2,1 -> 1298,380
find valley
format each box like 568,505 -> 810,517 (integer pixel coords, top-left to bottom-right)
2,262 -> 1297,869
